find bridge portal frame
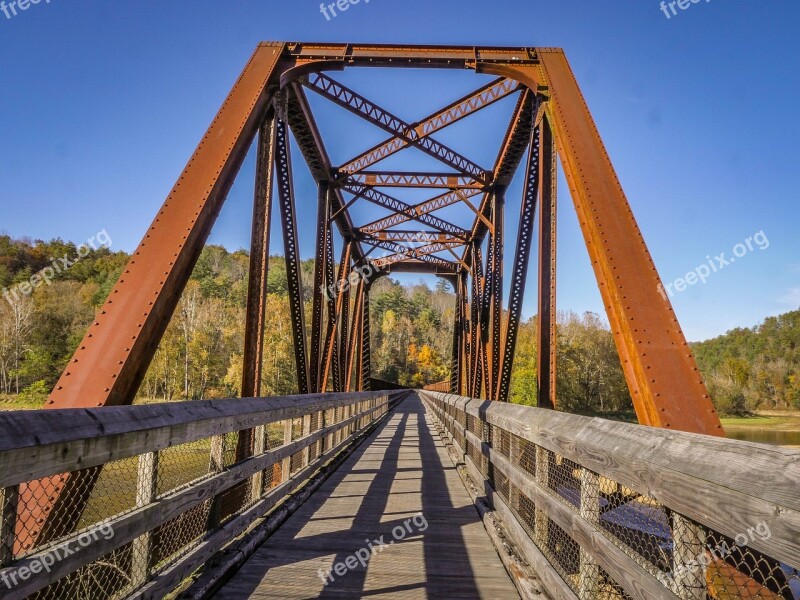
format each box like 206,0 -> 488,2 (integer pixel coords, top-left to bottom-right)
24,42 -> 723,555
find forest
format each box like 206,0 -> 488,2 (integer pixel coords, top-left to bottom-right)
2,235 -> 797,416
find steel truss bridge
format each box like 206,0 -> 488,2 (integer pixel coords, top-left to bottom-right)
0,43 -> 797,600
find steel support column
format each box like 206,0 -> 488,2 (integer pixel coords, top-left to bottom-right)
360,284 -> 372,390
275,117 -> 310,395
498,122 -> 541,403
537,118 -> 557,410
310,181 -> 331,393
489,187 -> 506,400
241,116 -> 277,400
237,115 -> 277,467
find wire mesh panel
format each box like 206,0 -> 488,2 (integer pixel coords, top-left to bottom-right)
27,542 -> 135,600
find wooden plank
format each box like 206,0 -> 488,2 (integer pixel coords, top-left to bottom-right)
214,394 -> 519,600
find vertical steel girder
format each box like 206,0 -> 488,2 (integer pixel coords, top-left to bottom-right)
450,272 -> 467,395
488,189 -> 505,400
310,182 -> 331,393
274,118 -> 310,395
323,243 -> 352,392
345,280 -> 364,391
494,50 -> 722,434
241,116 -> 277,399
360,285 -> 371,391
537,118 -> 558,410
497,122 -> 541,403
237,115 -> 277,470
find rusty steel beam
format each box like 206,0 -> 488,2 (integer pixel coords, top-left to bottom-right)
236,114 -> 277,477
360,230 -> 463,244
359,188 -> 481,236
241,116 -> 277,400
537,118 -> 558,410
285,85 -> 365,263
497,122 -> 540,404
322,243 -> 352,392
467,90 -> 536,257
304,73 -> 490,183
372,260 -> 458,276
309,181 -> 331,393
285,43 -> 539,71
344,172 -> 483,189
360,284 -> 372,390
488,189 -> 505,400
339,77 -> 519,175
365,237 -> 462,270
345,281 -> 365,391
497,50 -> 722,434
342,182 -> 469,238
450,272 -> 467,395
274,116 -> 310,395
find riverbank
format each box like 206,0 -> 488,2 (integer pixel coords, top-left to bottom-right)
721,413 -> 800,447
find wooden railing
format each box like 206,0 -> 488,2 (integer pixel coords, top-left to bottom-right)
421,392 -> 800,600
0,391 -> 406,600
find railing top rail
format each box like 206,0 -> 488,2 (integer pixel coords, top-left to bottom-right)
422,391 -> 800,567
0,391 -> 404,489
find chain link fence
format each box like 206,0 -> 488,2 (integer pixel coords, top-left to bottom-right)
0,391 -> 399,599
423,391 -> 800,600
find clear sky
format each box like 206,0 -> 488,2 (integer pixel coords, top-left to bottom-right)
1,0 -> 798,341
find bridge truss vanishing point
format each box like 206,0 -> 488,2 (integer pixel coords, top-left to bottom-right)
17,43 -> 725,565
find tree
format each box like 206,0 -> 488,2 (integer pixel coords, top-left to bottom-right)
0,293 -> 34,394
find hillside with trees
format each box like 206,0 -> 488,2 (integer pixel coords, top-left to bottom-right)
692,310 -> 800,415
4,235 -> 795,417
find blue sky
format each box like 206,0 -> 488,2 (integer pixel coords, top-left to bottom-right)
0,0 -> 798,341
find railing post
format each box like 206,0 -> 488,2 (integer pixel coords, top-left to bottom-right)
250,425 -> 266,501
208,435 -> 226,528
281,420 -> 292,482
301,414 -> 312,468
579,468 -> 601,599
1,484 -> 19,568
535,446 -> 550,546
672,514 -> 707,599
131,451 -> 159,587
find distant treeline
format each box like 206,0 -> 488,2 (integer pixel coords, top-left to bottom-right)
692,310 -> 800,415
3,235 -> 795,416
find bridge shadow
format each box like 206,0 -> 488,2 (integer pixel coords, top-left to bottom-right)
213,394 -> 498,599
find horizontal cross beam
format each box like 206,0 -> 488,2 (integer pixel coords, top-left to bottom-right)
304,73 -> 490,182
359,231 -> 463,244
342,172 -> 483,189
340,78 -> 519,174
359,187 -> 481,236
341,182 -> 469,239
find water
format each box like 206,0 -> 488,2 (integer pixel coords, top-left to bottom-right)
726,429 -> 800,446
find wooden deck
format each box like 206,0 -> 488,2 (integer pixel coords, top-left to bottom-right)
214,393 -> 519,599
